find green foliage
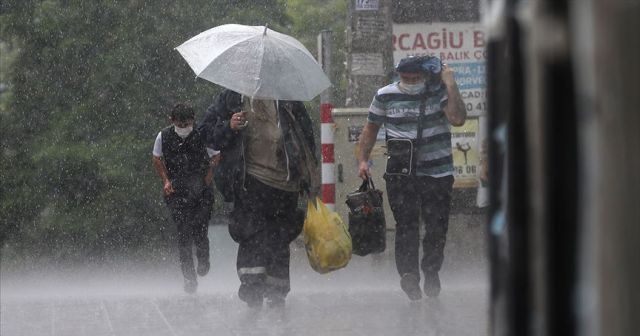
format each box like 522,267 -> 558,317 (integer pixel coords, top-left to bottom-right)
0,0 -> 346,265
285,0 -> 347,106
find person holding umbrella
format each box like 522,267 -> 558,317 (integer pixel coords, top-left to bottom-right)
176,24 -> 328,307
203,90 -> 319,308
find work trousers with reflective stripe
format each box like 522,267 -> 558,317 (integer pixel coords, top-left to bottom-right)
230,174 -> 303,299
165,184 -> 214,282
384,174 -> 454,280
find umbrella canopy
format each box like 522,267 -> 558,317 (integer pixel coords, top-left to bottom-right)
176,24 -> 331,101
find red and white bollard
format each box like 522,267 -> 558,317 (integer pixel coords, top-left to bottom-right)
320,102 -> 335,210
318,30 -> 335,210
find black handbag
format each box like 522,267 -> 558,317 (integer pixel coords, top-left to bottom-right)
345,178 -> 386,256
385,138 -> 414,176
384,93 -> 428,177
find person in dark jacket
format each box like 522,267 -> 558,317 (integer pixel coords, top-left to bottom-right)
202,89 -> 319,307
152,103 -> 219,294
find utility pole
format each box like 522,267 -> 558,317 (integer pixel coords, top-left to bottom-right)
345,0 -> 394,107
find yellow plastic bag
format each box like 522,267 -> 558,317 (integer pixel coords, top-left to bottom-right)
303,197 -> 352,274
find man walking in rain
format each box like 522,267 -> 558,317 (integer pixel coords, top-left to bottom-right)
357,56 -> 466,300
152,103 -> 218,294
203,89 -> 319,308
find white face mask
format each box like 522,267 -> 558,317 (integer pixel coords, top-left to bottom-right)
174,125 -> 193,138
399,80 -> 426,95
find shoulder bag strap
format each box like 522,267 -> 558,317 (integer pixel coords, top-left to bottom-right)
416,92 -> 428,144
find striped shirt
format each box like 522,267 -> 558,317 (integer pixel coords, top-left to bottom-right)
368,82 -> 453,177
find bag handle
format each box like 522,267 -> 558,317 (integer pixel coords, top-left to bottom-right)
358,177 -> 376,192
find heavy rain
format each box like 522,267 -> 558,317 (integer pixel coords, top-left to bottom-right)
2,1 -> 639,336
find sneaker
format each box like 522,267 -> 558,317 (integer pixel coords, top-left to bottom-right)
184,279 -> 197,294
400,273 -> 422,301
423,272 -> 441,297
197,260 -> 210,277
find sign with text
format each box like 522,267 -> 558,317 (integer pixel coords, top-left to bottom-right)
351,53 -> 384,76
392,23 -> 487,117
355,0 -> 379,10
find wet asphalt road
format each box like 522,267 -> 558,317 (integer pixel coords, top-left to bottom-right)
1,224 -> 488,336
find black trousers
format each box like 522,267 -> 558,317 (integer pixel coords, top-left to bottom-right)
230,174 -> 303,299
385,174 -> 454,279
165,182 -> 214,282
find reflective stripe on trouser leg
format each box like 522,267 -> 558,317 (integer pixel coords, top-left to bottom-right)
265,274 -> 290,299
265,275 -> 290,290
233,175 -> 299,299
238,266 -> 267,276
265,275 -> 289,287
262,207 -> 298,298
237,266 -> 267,301
237,240 -> 267,286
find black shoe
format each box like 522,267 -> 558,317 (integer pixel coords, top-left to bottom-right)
184,279 -> 197,294
238,286 -> 263,308
423,272 -> 441,297
400,273 -> 422,301
197,261 -> 210,277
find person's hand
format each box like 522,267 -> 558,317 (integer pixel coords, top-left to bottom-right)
230,111 -> 248,130
358,160 -> 371,180
163,180 -> 175,196
441,63 -> 456,87
306,189 -> 320,201
210,153 -> 221,167
204,172 -> 213,186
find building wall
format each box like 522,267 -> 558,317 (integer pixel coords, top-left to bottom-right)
392,0 -> 480,23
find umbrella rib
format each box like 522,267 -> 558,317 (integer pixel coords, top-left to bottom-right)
179,32 -> 257,77
199,37 -> 263,96
252,36 -> 267,98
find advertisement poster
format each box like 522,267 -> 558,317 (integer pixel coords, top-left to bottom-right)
451,118 -> 480,180
392,23 -> 487,117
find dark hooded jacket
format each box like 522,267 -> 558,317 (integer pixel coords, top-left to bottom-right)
199,90 -> 317,202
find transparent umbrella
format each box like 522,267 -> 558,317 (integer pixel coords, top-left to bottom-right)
176,24 -> 331,101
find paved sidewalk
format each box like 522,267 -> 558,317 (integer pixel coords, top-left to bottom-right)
1,225 -> 488,336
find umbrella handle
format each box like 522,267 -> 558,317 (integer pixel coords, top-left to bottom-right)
231,95 -> 244,113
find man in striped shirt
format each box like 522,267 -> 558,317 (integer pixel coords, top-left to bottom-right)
357,56 -> 466,300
